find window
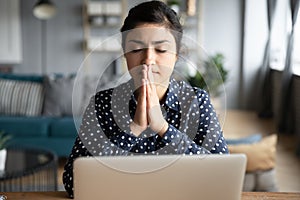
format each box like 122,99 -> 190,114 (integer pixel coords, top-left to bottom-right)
293,9 -> 300,75
269,0 -> 289,71
269,0 -> 300,75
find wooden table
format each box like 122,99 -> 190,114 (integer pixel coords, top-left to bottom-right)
1,191 -> 300,200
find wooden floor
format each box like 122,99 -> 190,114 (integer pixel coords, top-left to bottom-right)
222,110 -> 300,192
57,109 -> 300,192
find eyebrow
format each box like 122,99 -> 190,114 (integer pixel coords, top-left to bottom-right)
128,40 -> 171,45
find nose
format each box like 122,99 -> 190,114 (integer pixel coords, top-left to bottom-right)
142,47 -> 156,66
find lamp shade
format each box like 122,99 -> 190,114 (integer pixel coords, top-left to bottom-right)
33,0 -> 56,20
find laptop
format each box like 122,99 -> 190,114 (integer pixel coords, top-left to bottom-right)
73,154 -> 246,200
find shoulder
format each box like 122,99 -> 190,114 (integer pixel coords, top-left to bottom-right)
94,80 -> 127,102
94,80 -> 132,109
92,89 -> 113,111
95,88 -> 114,101
174,79 -> 210,101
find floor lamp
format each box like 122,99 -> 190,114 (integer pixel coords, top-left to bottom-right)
33,0 -> 57,74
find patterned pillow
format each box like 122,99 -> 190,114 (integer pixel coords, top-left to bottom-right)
0,79 -> 44,116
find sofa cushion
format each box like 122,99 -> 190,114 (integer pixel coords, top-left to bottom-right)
228,134 -> 277,172
43,74 -> 78,117
0,116 -> 51,137
49,117 -> 77,137
0,79 -> 44,116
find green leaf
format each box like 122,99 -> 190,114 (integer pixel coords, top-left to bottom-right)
0,131 -> 12,150
187,53 -> 229,97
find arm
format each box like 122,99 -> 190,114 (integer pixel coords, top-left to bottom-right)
154,88 -> 228,155
62,94 -> 139,198
62,136 -> 91,198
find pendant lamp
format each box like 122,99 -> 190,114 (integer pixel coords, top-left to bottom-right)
33,0 -> 57,20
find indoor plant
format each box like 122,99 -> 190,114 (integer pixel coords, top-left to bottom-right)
167,0 -> 180,13
187,53 -> 228,97
0,131 -> 11,171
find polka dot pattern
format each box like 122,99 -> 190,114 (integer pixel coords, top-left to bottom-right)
62,78 -> 228,198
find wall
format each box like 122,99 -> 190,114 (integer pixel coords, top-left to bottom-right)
202,0 -> 243,109
10,0 -> 264,110
15,0 -> 83,75
242,0 -> 268,110
0,0 -> 22,64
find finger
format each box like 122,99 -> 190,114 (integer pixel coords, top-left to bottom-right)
141,78 -> 147,99
138,79 -> 147,108
148,105 -> 167,134
142,64 -> 148,80
131,65 -> 146,90
134,78 -> 148,128
147,69 -> 158,96
147,65 -> 155,83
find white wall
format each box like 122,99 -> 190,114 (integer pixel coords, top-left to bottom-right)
15,0 -> 83,75
202,0 -> 243,109
10,0 -> 271,110
242,0 -> 268,109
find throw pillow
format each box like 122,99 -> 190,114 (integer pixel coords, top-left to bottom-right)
0,79 -> 44,116
228,134 -> 277,172
43,74 -> 74,116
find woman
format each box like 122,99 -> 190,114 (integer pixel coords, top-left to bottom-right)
63,1 -> 228,198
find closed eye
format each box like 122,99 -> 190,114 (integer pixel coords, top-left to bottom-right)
130,48 -> 167,53
155,49 -> 167,53
131,49 -> 143,53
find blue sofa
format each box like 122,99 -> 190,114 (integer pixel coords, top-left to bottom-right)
0,116 -> 77,157
0,73 -> 78,157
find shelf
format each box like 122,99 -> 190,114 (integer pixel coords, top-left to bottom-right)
87,1 -> 122,16
82,0 -> 126,55
85,37 -> 122,52
88,15 -> 120,27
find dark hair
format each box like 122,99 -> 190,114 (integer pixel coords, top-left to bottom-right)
120,1 -> 183,54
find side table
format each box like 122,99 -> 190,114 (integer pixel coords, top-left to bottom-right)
0,147 -> 58,192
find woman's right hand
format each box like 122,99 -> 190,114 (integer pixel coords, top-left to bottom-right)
130,65 -> 148,136
130,65 -> 168,137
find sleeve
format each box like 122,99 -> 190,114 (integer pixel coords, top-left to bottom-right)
62,94 -> 138,198
157,89 -> 228,155
62,136 -> 91,198
93,92 -> 142,154
81,94 -> 142,154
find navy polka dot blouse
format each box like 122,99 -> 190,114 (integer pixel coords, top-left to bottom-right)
63,78 -> 228,198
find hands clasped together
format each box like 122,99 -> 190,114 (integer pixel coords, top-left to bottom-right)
130,64 -> 169,137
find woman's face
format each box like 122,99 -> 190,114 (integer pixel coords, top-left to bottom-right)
124,24 -> 178,87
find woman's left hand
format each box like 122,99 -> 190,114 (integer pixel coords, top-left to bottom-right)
146,66 -> 168,136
